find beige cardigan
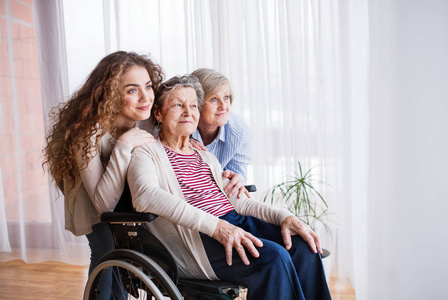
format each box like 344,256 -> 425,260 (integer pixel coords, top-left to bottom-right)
128,138 -> 294,280
64,132 -> 133,236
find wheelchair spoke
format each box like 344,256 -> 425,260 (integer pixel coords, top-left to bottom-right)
85,252 -> 183,300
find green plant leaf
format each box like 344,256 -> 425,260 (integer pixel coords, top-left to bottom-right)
262,161 -> 331,232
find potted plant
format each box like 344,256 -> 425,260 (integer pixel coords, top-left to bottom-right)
262,161 -> 332,278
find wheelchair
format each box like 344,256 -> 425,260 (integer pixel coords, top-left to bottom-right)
83,184 -> 257,300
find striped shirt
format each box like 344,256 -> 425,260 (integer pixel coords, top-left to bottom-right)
164,147 -> 234,217
191,111 -> 252,182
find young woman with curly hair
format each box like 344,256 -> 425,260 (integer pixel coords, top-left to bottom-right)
43,51 -> 164,297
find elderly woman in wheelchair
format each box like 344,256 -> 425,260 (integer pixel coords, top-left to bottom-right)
118,74 -> 332,300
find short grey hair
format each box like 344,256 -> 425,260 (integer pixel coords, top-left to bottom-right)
154,74 -> 204,111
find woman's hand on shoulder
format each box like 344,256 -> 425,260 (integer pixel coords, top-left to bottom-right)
222,170 -> 250,199
118,127 -> 155,148
280,216 -> 322,254
189,138 -> 207,151
212,219 -> 263,266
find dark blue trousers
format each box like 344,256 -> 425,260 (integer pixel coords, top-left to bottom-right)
86,222 -> 124,299
201,211 -> 331,300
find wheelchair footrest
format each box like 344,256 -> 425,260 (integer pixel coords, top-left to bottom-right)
178,278 -> 243,299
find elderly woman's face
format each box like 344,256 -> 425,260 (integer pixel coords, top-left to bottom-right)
155,87 -> 200,137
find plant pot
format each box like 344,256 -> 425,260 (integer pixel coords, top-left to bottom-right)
322,249 -> 331,283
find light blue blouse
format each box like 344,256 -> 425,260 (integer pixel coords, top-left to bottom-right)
191,111 -> 251,182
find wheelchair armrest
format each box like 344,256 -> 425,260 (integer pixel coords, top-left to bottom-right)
244,185 -> 257,193
101,212 -> 158,223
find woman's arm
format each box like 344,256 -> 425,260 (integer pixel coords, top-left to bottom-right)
233,193 -> 294,225
222,177 -> 294,226
78,128 -> 154,213
77,139 -> 131,213
129,145 -> 263,265
128,146 -> 220,237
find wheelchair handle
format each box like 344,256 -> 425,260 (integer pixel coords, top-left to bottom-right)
101,211 -> 158,223
245,185 -> 257,193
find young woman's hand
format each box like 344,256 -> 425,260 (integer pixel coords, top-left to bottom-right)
222,170 -> 250,199
212,219 -> 263,266
189,137 -> 208,151
118,127 -> 155,148
280,216 -> 322,254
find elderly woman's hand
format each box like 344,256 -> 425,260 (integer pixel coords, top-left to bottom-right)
118,127 -> 155,148
222,170 -> 250,199
281,216 -> 323,255
212,220 -> 263,266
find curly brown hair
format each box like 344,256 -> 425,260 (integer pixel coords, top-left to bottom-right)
43,51 -> 164,191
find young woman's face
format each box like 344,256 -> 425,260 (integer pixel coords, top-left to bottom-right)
117,66 -> 154,125
199,83 -> 231,128
155,87 -> 200,137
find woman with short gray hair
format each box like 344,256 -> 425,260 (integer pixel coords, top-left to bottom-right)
128,74 -> 331,300
153,75 -> 205,111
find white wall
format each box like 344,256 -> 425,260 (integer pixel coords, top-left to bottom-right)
368,0 -> 448,298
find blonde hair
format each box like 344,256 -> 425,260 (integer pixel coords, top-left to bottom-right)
43,51 -> 164,191
191,68 -> 233,105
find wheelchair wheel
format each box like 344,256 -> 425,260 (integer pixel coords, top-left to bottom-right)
91,249 -> 182,299
84,259 -> 165,299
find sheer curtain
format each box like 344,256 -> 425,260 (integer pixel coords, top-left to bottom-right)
0,0 -> 91,265
210,1 -> 369,289
59,1 -> 368,285
3,1 -> 447,298
1,0 -> 369,295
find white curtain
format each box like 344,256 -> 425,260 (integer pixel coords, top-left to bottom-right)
1,0 -> 366,282
3,0 -> 447,298
0,0 -> 90,265
0,167 -> 9,252
55,0 -> 367,286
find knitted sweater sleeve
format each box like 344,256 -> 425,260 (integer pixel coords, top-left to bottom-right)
219,177 -> 294,226
128,145 -> 219,238
77,137 -> 133,213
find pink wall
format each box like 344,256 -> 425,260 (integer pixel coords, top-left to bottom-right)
0,0 -> 51,223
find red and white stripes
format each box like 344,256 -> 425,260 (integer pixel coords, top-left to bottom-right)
164,147 -> 234,217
